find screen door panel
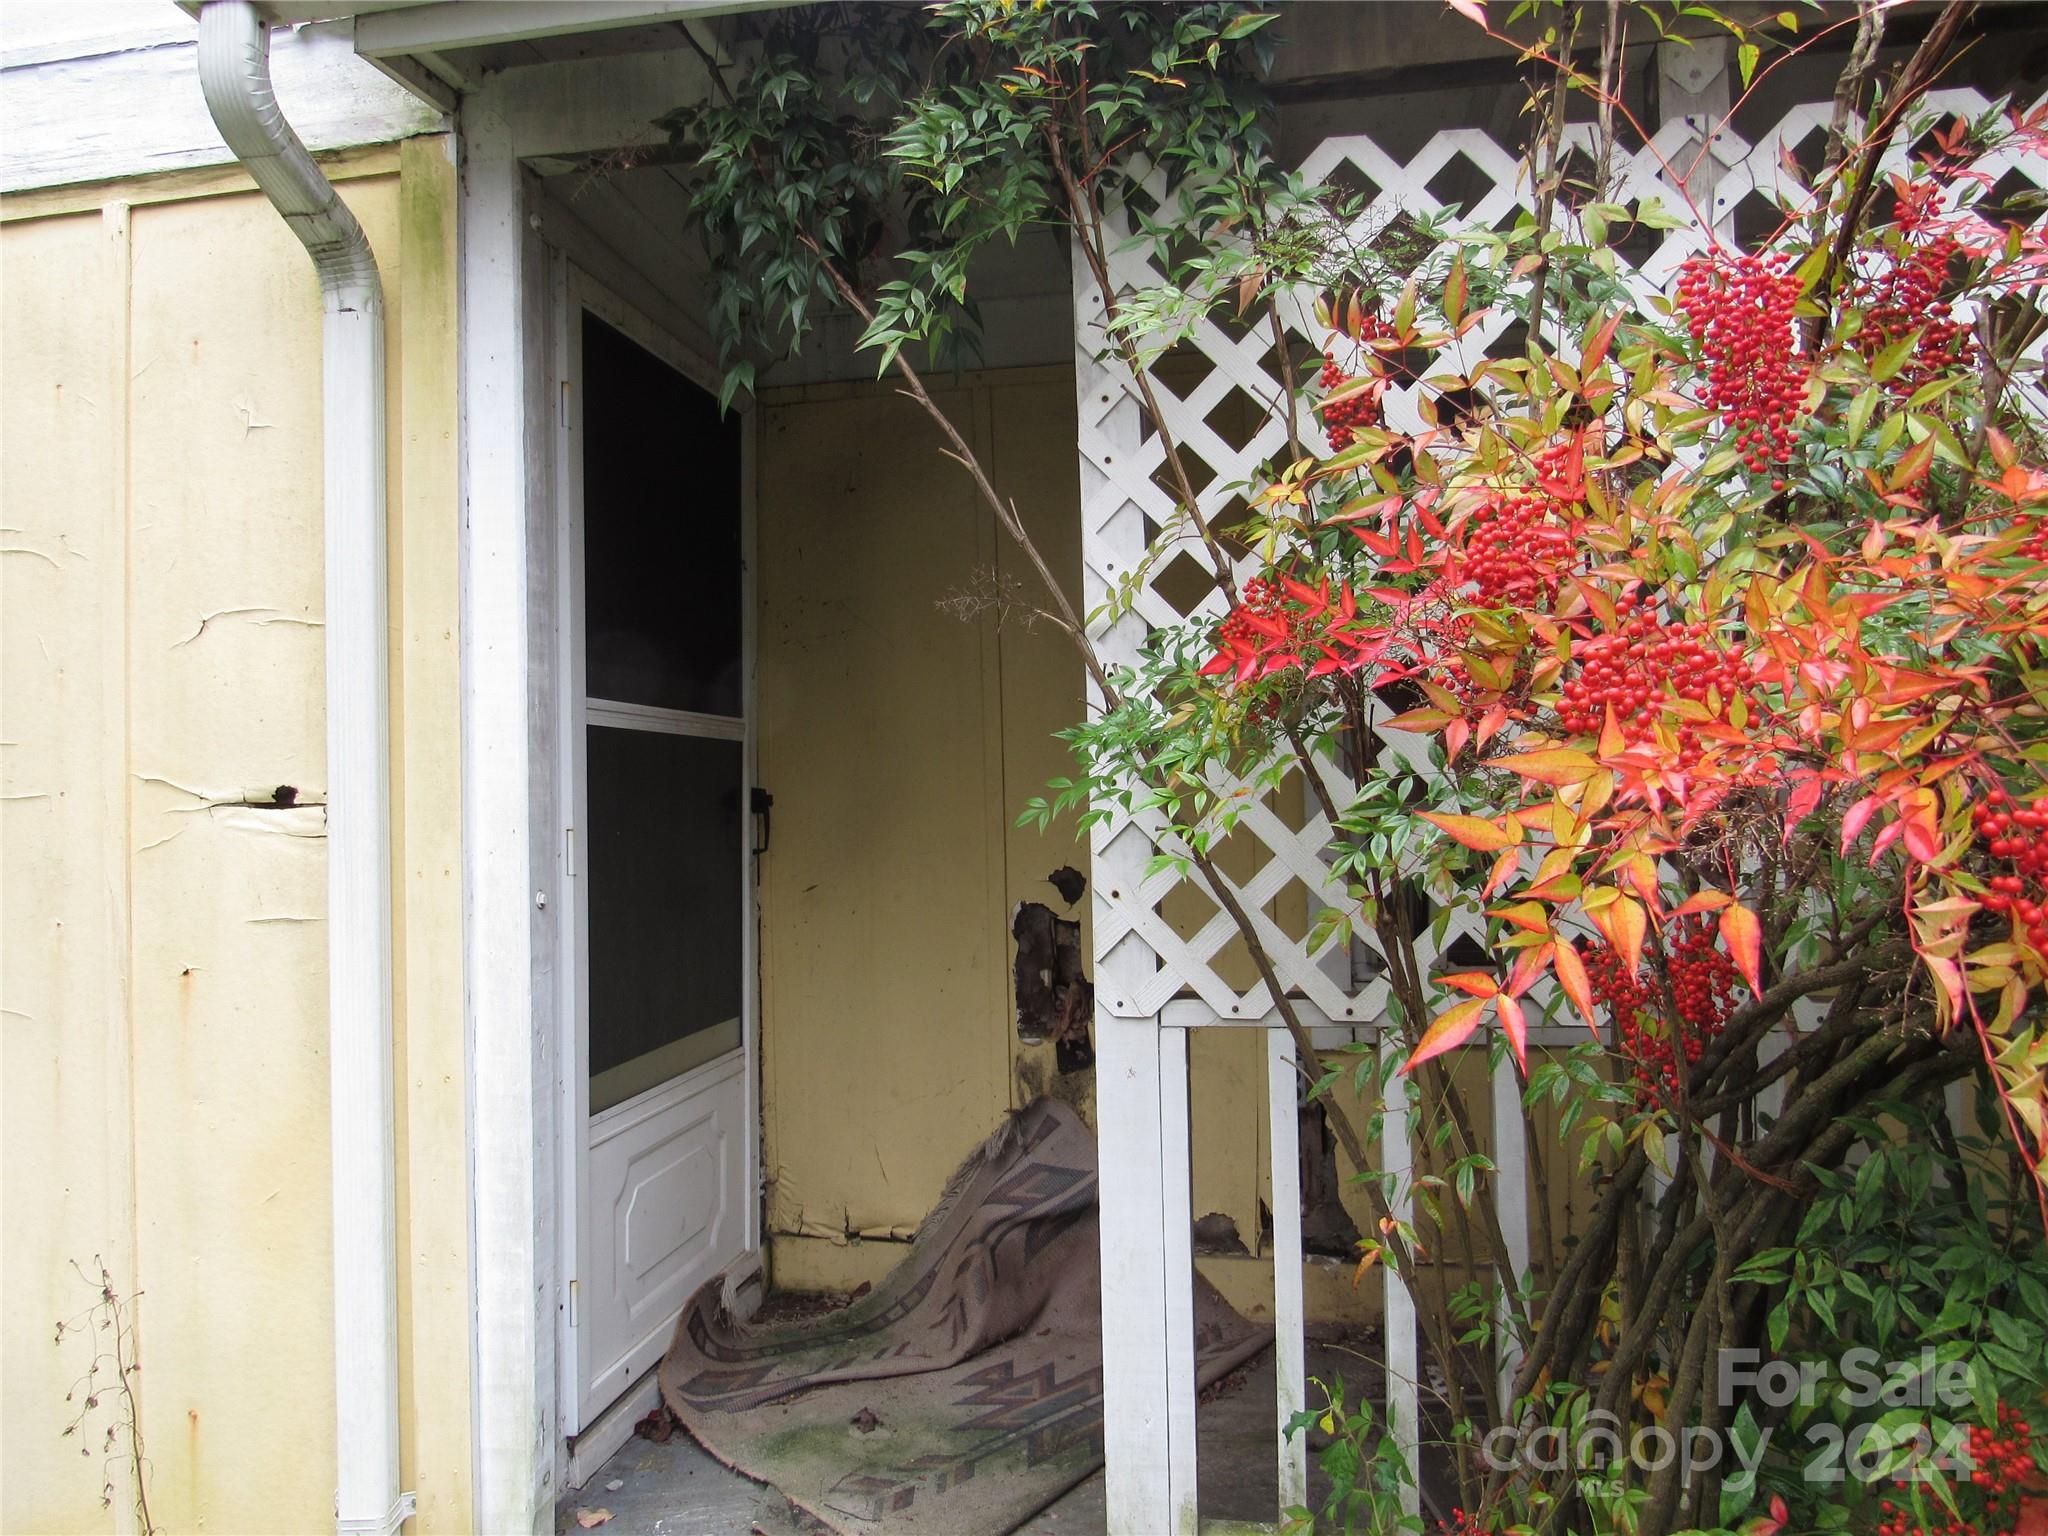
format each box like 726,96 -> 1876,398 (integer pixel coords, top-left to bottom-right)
581,312 -> 742,716
585,724 -> 743,1114
566,292 -> 754,1434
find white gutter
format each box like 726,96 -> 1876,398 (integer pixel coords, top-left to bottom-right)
195,6 -> 411,1534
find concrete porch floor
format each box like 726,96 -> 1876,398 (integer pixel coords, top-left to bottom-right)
555,1342 -> 1374,1536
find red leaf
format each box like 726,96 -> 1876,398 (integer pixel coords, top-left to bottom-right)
1840,794 -> 1881,852
1719,904 -> 1763,997
1506,945 -> 1551,997
1495,993 -> 1529,1074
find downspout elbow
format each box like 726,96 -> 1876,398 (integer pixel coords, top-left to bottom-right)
197,4 -> 383,313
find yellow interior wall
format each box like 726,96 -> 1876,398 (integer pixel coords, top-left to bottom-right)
756,368 -> 1281,1288
0,141 -> 470,1534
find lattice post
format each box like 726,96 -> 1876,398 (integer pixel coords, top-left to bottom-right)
1092,1014 -> 1175,1533
1491,1059 -> 1532,1421
1267,1030 -> 1310,1514
1381,1039 -> 1422,1521
1656,38 -> 1737,242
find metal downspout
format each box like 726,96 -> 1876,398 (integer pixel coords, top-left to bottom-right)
195,6 -> 411,1532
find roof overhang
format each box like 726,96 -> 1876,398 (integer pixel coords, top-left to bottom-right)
174,1 -> 792,114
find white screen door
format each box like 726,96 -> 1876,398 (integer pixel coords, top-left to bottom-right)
558,270 -> 757,1433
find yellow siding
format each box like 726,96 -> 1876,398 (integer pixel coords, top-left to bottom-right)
1,144 -> 468,1534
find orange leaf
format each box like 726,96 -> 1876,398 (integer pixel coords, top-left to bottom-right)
1383,708 -> 1461,733
1419,811 -> 1521,852
1607,895 -> 1648,977
1405,997 -> 1488,1073
1672,887 -> 1734,917
1598,705 -> 1628,760
1484,847 -> 1520,899
1490,901 -> 1552,934
1351,1245 -> 1382,1288
1552,938 -> 1598,1033
1719,903 -> 1763,996
1440,971 -> 1502,997
1484,748 -> 1601,786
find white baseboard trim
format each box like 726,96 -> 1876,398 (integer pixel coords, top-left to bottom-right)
564,1370 -> 662,1492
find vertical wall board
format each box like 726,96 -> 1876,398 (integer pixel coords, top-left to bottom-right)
1188,1029 -> 1265,1260
394,134 -> 473,1536
0,208 -> 133,1536
987,375 -> 1096,1124
755,383 -> 1011,1242
121,181 -> 401,1530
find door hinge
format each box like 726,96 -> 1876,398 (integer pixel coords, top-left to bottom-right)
564,825 -> 576,878
568,1278 -> 579,1327
559,378 -> 571,428
750,788 -> 774,855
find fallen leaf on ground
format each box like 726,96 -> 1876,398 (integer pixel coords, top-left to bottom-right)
574,1510 -> 613,1530
605,1479 -> 623,1492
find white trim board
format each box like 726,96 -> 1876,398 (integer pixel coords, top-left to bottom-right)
1,19 -> 441,195
459,115 -> 558,1534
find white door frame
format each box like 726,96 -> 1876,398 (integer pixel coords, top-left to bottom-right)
459,103 -> 762,1527
550,259 -> 761,1470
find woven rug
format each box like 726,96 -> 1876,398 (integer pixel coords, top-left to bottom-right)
658,1097 -> 1270,1534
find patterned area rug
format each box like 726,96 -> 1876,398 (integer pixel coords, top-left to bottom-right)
658,1097 -> 1270,1534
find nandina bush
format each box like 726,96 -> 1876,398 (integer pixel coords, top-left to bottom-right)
666,1 -> 2048,1529
1029,11 -> 2048,1529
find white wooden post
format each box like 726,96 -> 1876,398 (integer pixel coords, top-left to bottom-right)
1096,1015 -> 1175,1534
1381,1040 -> 1421,1520
1657,38 -> 1736,241
1160,1026 -> 1200,1535
1267,1030 -> 1310,1515
1491,1055 -> 1531,1421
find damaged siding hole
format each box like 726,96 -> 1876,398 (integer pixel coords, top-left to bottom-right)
1011,868 -> 1092,1074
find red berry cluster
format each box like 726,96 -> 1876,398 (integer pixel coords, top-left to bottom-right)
1675,250 -> 1807,477
1318,319 -> 1393,450
1556,593 -> 1752,757
1875,1402 -> 2033,1536
1461,491 -> 1576,605
1581,919 -> 1737,1108
1851,186 -> 1972,398
1436,1506 -> 1488,1536
1973,786 -> 2048,956
2018,516 -> 2048,565
1667,915 -> 1740,1036
1214,575 -> 1288,654
1969,1401 -> 2034,1494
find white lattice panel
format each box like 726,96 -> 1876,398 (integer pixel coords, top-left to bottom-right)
1073,85 -> 2041,1023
